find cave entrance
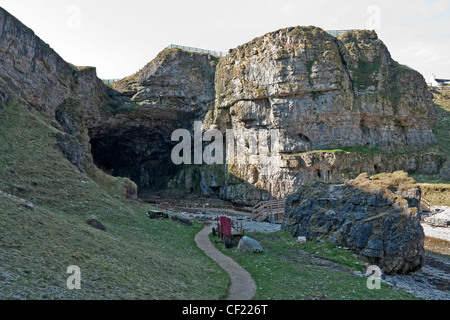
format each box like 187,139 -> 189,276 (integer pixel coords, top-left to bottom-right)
89,128 -> 178,192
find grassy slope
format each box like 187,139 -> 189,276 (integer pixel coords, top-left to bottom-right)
0,95 -> 228,299
211,231 -> 418,300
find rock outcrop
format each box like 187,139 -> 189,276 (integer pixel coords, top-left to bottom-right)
439,160 -> 450,181
282,171 -> 425,274
199,26 -> 441,204
0,7 -> 137,199
209,27 -> 437,152
89,48 -> 218,189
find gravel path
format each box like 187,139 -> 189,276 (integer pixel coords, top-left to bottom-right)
194,224 -> 256,300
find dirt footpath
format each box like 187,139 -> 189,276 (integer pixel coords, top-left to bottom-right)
194,225 -> 256,300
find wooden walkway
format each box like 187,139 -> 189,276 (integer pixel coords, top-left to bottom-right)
251,199 -> 285,223
421,196 -> 432,213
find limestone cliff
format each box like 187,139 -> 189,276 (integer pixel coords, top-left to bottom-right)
199,26 -> 442,204
208,26 -> 437,153
90,48 -> 218,189
114,48 -> 217,116
0,8 -> 110,118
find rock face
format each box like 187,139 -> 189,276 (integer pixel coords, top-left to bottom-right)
0,7 -> 109,172
0,7 -> 137,199
0,8 -> 110,117
213,148 -> 445,206
282,171 -> 425,274
200,26 -> 441,204
114,48 -> 217,116
439,160 -> 450,181
89,48 -> 218,189
210,27 -> 437,152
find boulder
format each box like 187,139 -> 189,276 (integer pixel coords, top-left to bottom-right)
282,171 -> 425,274
87,218 -> 106,231
237,236 -> 263,253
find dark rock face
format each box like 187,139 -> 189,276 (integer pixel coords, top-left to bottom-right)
88,48 -> 219,189
282,172 -> 425,274
439,160 -> 450,181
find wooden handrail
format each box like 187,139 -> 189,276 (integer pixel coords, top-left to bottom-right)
252,199 -> 285,222
421,196 -> 431,212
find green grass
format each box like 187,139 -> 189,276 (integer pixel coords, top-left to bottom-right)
210,231 -> 418,300
297,239 -> 363,270
353,57 -> 382,90
0,94 -> 229,299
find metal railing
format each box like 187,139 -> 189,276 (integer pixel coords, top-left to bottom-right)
167,44 -> 227,57
102,79 -> 121,84
326,30 -> 356,37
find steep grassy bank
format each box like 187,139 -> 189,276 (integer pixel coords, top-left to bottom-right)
0,94 -> 229,299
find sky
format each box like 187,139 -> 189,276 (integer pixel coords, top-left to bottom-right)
1,0 -> 449,81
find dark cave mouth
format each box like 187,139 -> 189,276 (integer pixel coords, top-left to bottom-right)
89,133 -> 179,191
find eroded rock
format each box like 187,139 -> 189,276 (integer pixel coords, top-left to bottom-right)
282,171 -> 425,274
